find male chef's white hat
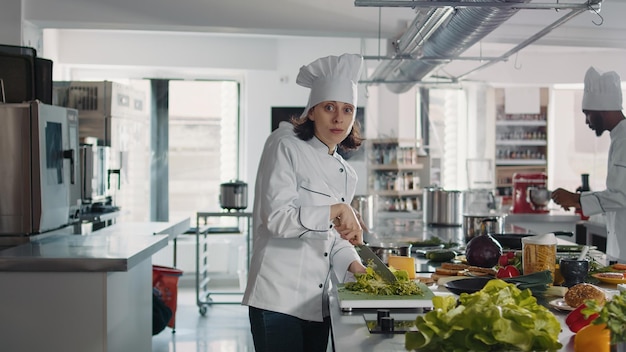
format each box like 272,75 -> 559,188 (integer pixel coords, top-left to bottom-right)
582,66 -> 623,111
296,53 -> 363,119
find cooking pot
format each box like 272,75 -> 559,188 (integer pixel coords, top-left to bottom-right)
462,214 -> 506,244
368,242 -> 412,265
351,195 -> 375,231
219,180 -> 248,210
423,187 -> 463,226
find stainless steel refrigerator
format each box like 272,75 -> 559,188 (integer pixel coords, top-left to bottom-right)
53,81 -> 150,222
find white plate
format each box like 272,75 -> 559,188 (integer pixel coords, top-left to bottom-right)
548,298 -> 575,312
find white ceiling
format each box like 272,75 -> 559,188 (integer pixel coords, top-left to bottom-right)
21,0 -> 626,82
23,0 -> 625,47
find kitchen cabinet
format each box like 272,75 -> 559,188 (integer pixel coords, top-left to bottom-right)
367,138 -> 429,213
495,87 -> 549,198
0,233 -> 168,352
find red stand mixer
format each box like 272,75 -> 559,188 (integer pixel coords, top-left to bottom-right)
511,172 -> 550,214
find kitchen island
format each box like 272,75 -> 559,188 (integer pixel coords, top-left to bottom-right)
330,226 -> 610,352
329,282 -> 580,352
504,211 -> 582,235
0,232 -> 168,352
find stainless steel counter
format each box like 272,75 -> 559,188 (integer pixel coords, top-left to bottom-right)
0,217 -> 193,272
0,233 -> 168,272
329,230 -> 605,352
504,211 -> 582,235
329,281 -> 577,352
94,218 -> 191,241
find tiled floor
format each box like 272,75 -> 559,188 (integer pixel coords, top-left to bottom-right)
152,276 -> 255,352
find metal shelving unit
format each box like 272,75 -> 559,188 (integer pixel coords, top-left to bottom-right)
195,211 -> 252,315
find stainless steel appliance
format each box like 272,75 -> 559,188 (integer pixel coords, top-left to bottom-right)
79,136 -> 119,216
53,81 -> 149,222
0,101 -> 79,235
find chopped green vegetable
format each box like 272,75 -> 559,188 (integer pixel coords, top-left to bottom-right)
425,249 -> 456,262
583,290 -> 626,345
406,279 -> 562,352
344,266 -> 423,296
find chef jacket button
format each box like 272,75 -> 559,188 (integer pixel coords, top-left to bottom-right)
324,252 -> 328,257
339,168 -> 344,173
319,284 -> 323,288
329,224 -> 333,229
341,197 -> 345,202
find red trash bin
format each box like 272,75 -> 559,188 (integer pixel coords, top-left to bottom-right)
152,265 -> 184,329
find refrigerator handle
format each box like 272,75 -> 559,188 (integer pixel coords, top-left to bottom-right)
108,169 -> 121,190
63,149 -> 75,185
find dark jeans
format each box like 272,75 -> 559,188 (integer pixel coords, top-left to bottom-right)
249,306 -> 331,352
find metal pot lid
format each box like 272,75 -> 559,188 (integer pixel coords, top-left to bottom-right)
221,179 -> 247,186
367,242 -> 412,248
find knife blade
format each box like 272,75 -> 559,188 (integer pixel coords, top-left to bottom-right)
356,245 -> 397,283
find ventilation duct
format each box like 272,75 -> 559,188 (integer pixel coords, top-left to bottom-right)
369,0 -> 531,93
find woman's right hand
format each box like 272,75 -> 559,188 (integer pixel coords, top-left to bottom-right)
331,203 -> 363,245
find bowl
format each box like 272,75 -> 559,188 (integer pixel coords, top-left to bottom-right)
444,277 -> 491,295
559,258 -> 589,287
529,188 -> 551,206
368,243 -> 412,264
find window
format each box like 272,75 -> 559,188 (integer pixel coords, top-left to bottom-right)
168,81 -> 240,225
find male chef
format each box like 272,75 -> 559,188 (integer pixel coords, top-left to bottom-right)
552,66 -> 626,260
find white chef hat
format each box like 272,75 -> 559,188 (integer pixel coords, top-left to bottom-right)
582,66 -> 623,111
296,53 -> 363,118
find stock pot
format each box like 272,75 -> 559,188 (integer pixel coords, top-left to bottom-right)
462,214 -> 506,243
423,187 -> 463,226
219,180 -> 248,210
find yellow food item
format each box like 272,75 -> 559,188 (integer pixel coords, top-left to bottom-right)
523,243 -> 556,276
388,256 -> 416,279
574,323 -> 610,352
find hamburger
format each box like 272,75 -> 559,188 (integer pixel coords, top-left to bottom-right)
564,283 -> 606,308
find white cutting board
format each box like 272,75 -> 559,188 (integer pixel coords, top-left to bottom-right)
336,283 -> 435,310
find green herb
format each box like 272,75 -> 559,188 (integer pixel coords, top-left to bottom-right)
344,266 -> 423,296
406,279 -> 562,352
583,290 -> 626,344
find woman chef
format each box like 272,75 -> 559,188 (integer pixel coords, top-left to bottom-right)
242,53 -> 368,352
552,66 -> 626,260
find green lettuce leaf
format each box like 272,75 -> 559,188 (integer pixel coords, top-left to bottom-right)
405,279 -> 562,351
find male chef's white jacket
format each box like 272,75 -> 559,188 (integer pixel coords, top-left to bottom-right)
242,122 -> 361,322
580,119 -> 626,260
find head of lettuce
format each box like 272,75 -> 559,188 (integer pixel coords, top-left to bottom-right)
406,279 -> 562,351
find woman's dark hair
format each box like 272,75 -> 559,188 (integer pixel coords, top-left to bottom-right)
291,108 -> 364,151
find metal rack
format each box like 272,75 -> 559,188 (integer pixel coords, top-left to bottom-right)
195,211 -> 252,315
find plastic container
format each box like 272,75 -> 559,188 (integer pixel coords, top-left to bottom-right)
153,265 -> 184,329
522,233 -> 557,278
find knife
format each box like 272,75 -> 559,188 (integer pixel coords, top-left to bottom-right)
356,245 -> 397,283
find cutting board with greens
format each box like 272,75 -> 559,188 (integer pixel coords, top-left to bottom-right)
337,261 -> 436,309
337,282 -> 435,309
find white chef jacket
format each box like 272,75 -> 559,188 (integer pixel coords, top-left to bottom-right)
242,121 -> 361,322
580,119 -> 626,260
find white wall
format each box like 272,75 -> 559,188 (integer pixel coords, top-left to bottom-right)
44,30 -> 386,204
549,88 -> 613,193
39,29 -> 626,203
